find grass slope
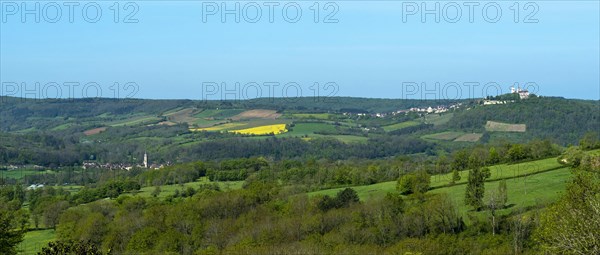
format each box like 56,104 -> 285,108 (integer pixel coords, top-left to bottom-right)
18,229 -> 56,255
308,157 -> 564,200
422,131 -> 464,141
431,167 -> 571,216
382,121 -> 420,132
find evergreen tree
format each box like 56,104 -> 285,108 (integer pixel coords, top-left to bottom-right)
0,209 -> 24,255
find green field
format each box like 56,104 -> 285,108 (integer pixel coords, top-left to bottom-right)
50,123 -> 73,131
0,169 -> 52,180
107,114 -> 162,127
382,121 -> 420,132
431,167 -> 571,216
424,113 -> 454,126
454,133 -> 483,142
19,229 -> 56,255
188,108 -> 239,127
276,122 -> 368,143
289,113 -> 333,120
194,109 -> 245,119
485,121 -> 526,132
309,157 -> 564,200
279,122 -> 338,137
422,131 -> 464,141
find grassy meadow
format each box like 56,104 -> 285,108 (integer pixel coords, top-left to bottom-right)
308,157 -> 566,203
18,229 -> 56,255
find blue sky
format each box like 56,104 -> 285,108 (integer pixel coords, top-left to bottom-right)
1,1 -> 599,100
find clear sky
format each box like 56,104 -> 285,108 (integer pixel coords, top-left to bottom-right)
1,1 -> 599,100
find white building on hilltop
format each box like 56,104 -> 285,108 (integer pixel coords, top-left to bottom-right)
511,86 -> 530,99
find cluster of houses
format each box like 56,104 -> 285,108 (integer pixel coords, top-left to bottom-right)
342,103 -> 463,119
391,103 -> 462,116
82,153 -> 166,170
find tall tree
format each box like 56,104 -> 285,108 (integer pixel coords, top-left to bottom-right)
451,169 -> 461,185
465,165 -> 491,211
488,147 -> 501,165
451,150 -> 470,171
498,180 -> 508,208
0,209 -> 24,255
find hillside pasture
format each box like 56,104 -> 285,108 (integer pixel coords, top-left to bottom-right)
289,113 -> 333,120
231,109 -> 281,120
280,122 -> 338,137
382,121 -> 420,132
163,107 -> 200,124
83,127 -> 107,136
276,122 -> 367,143
107,115 -> 162,127
424,112 -> 454,126
193,109 -> 245,119
190,109 -> 245,127
430,167 -> 571,216
422,131 -> 464,141
309,157 -> 564,200
454,133 -> 483,142
486,121 -> 526,132
1,169 -> 49,180
19,229 -> 56,255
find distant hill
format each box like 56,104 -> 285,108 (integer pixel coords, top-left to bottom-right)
446,97 -> 599,145
0,96 -> 466,131
0,96 -> 597,166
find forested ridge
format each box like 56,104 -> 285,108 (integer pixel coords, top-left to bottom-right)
0,96 -> 598,167
448,97 -> 599,144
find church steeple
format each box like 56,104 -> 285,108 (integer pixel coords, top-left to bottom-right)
143,152 -> 148,168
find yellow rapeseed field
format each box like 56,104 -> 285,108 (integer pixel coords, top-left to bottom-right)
189,122 -> 247,132
231,124 -> 288,135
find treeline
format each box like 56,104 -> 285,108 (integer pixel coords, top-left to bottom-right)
0,131 -> 432,167
448,139 -> 562,173
72,179 -> 141,204
181,136 -> 433,161
51,183 -> 484,254
0,132 -> 85,167
137,158 -> 269,184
